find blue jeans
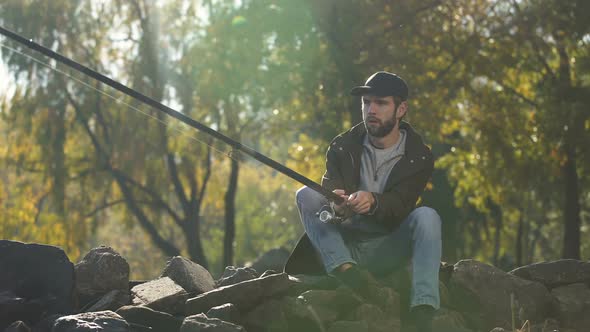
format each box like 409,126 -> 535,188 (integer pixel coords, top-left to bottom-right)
296,186 -> 442,309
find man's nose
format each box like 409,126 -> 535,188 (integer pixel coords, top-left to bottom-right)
367,102 -> 377,114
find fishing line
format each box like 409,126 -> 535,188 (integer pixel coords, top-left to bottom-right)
0,25 -> 344,205
0,41 -> 239,163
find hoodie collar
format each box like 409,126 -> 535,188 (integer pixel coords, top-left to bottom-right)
340,121 -> 427,159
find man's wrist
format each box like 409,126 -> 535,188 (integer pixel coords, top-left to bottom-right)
367,192 -> 379,215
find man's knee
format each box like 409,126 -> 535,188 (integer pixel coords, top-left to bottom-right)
411,207 -> 442,234
295,186 -> 324,208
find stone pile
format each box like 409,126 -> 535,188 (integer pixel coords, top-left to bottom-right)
1,240 -> 589,332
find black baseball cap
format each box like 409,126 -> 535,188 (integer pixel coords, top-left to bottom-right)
350,71 -> 409,101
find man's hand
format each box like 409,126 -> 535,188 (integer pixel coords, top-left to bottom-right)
332,189 -> 350,215
347,191 -> 375,214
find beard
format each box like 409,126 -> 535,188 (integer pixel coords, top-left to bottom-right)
364,115 -> 397,138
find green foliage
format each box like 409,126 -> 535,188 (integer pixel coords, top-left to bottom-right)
0,0 -> 588,278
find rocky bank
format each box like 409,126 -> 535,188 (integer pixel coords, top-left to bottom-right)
1,240 -> 589,332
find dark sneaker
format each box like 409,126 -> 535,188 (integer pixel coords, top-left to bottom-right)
410,305 -> 435,332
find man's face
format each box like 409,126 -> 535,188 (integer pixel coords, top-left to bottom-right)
362,95 -> 398,138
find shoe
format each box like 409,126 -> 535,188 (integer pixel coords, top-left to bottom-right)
410,305 -> 434,332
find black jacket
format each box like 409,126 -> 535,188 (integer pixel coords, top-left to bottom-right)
284,121 -> 434,275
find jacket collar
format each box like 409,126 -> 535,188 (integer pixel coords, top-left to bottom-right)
338,121 -> 428,158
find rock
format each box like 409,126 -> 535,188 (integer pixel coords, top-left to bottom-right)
242,299 -> 291,332
84,289 -> 130,312
326,320 -> 369,332
161,256 -> 216,295
75,246 -> 129,307
433,307 -> 468,331
448,259 -> 552,331
351,302 -> 386,321
242,297 -> 317,332
131,277 -> 188,315
4,320 -> 31,332
52,311 -> 129,332
510,259 -> 590,289
297,289 -> 359,324
0,240 -> 74,329
180,313 -> 245,332
550,283 -> 590,330
376,267 -> 412,318
530,318 -> 560,332
380,287 -> 401,316
439,280 -> 452,308
206,303 -> 241,324
185,273 -> 297,315
259,270 -> 279,278
0,291 -> 42,329
216,267 -> 258,287
116,305 -> 183,332
284,274 -> 339,296
30,314 -> 62,332
351,303 -> 402,332
245,248 -> 290,275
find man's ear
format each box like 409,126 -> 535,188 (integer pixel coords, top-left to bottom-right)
397,101 -> 408,119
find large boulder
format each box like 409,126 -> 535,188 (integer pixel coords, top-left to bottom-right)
131,277 -> 189,315
551,283 -> 590,331
75,246 -> 129,307
351,303 -> 402,332
246,248 -> 290,275
242,297 -> 317,332
448,259 -> 552,331
0,240 -> 74,329
116,305 -> 183,332
206,303 -> 241,325
161,256 -> 215,295
510,259 -> 590,289
185,273 -> 298,315
216,266 -> 258,287
297,289 -> 362,324
180,313 -> 246,332
84,289 -> 130,312
52,310 -> 129,332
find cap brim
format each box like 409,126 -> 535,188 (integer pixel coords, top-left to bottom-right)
350,86 -> 390,97
350,86 -> 371,96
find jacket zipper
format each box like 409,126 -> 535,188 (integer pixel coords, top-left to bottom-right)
348,152 -> 355,171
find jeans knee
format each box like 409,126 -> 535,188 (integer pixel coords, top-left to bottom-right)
411,207 -> 442,235
295,186 -> 325,210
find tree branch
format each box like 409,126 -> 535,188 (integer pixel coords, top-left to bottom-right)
84,199 -> 126,218
111,168 -> 180,257
111,169 -> 182,224
196,145 -> 212,209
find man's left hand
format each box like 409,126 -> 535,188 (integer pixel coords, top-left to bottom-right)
347,191 -> 375,214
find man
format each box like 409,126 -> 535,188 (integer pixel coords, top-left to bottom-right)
284,71 -> 442,332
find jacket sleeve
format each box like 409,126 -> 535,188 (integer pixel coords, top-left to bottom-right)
320,144 -> 344,192
372,156 -> 434,230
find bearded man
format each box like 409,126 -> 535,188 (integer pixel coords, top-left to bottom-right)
284,71 -> 442,332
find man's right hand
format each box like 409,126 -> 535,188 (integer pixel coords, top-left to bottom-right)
332,189 -> 350,215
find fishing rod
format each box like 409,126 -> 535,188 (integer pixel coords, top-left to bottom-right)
0,25 -> 346,221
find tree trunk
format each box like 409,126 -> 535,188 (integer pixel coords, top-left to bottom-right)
555,38 -> 581,259
186,218 -> 208,268
515,214 -> 524,267
561,143 -> 581,259
223,158 -> 240,268
489,200 -> 502,266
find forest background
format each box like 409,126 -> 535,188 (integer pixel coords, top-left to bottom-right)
0,0 -> 588,279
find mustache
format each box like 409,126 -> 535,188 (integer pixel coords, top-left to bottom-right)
366,116 -> 381,123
